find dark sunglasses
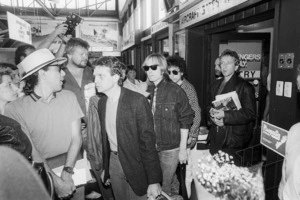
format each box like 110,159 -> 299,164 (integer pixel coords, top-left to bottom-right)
143,65 -> 158,71
167,70 -> 180,75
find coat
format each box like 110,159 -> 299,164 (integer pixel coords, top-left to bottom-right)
98,88 -> 162,196
208,73 -> 256,161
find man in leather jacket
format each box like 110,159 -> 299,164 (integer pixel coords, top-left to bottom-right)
208,49 -> 256,165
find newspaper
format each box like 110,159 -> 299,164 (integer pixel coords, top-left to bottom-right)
212,91 -> 241,111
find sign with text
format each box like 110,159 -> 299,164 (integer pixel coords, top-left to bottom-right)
7,11 -> 32,44
260,121 -> 288,157
180,0 -> 248,29
151,21 -> 169,35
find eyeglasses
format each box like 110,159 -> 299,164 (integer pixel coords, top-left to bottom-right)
167,70 -> 180,75
143,65 -> 158,72
48,64 -> 65,72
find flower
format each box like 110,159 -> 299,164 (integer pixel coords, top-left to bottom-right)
196,151 -> 264,200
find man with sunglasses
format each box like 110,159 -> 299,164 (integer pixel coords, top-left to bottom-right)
5,49 -> 84,200
143,53 -> 194,196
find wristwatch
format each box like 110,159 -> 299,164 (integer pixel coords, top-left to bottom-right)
63,166 -> 74,174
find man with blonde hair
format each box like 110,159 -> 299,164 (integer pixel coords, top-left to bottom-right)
142,53 -> 194,196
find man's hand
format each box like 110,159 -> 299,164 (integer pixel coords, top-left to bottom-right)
147,183 -> 162,199
179,148 -> 188,164
55,24 -> 68,36
214,118 -> 224,126
61,170 -> 76,192
52,175 -> 74,199
210,108 -> 225,119
100,170 -> 111,186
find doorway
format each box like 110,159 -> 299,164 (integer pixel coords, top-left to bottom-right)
211,32 -> 271,130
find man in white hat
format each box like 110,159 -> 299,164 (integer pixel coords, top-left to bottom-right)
5,48 -> 84,200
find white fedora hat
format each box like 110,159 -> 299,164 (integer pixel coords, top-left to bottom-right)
18,48 -> 67,81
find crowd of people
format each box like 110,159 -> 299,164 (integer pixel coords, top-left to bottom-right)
0,22 -> 298,200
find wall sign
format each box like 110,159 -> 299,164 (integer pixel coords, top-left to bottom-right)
179,0 -> 249,29
7,11 -> 32,44
261,121 -> 288,157
151,21 -> 169,35
78,21 -> 119,51
122,31 -> 135,51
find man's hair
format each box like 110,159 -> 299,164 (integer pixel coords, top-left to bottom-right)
15,45 -> 36,65
23,65 -> 50,95
93,56 -> 126,86
125,65 -> 136,74
220,49 -> 240,66
142,53 -> 167,73
66,38 -> 90,55
0,64 -> 13,84
167,55 -> 187,76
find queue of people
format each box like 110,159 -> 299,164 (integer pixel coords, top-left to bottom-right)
0,22 -> 298,200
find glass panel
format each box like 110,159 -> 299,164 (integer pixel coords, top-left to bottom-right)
174,31 -> 186,59
68,0 -> 76,9
162,38 -> 169,57
78,0 -> 86,8
144,0 -> 152,29
106,0 -> 116,10
158,0 -> 167,21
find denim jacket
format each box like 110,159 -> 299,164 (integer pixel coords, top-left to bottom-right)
149,78 -> 194,151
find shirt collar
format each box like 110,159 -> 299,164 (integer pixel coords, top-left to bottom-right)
30,91 -> 56,102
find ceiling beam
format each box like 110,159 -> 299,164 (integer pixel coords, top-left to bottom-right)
34,0 -> 56,19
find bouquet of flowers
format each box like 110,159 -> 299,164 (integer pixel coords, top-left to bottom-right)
196,151 -> 264,200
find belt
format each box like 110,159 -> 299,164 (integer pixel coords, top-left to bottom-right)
111,151 -> 118,155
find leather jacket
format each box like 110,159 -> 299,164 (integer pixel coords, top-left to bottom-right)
85,95 -> 103,170
148,77 -> 194,151
208,73 -> 256,152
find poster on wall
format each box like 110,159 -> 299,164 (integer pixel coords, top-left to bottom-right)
77,21 -> 119,52
219,41 -> 262,79
26,19 -> 64,53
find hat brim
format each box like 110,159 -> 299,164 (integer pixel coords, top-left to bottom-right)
21,57 -> 67,81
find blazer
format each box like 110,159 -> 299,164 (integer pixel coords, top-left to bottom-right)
98,88 -> 162,196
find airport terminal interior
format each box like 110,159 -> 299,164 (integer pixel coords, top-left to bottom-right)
0,0 -> 300,200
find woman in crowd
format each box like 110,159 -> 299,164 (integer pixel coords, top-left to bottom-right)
123,64 -> 149,97
0,63 -> 32,160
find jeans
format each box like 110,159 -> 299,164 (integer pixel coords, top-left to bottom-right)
109,152 -> 147,200
158,148 -> 179,195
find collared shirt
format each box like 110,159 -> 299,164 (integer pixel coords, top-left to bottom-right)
105,98 -> 119,152
63,66 -> 94,115
5,90 -> 84,159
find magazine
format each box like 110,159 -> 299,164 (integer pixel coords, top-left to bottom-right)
212,91 -> 241,111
